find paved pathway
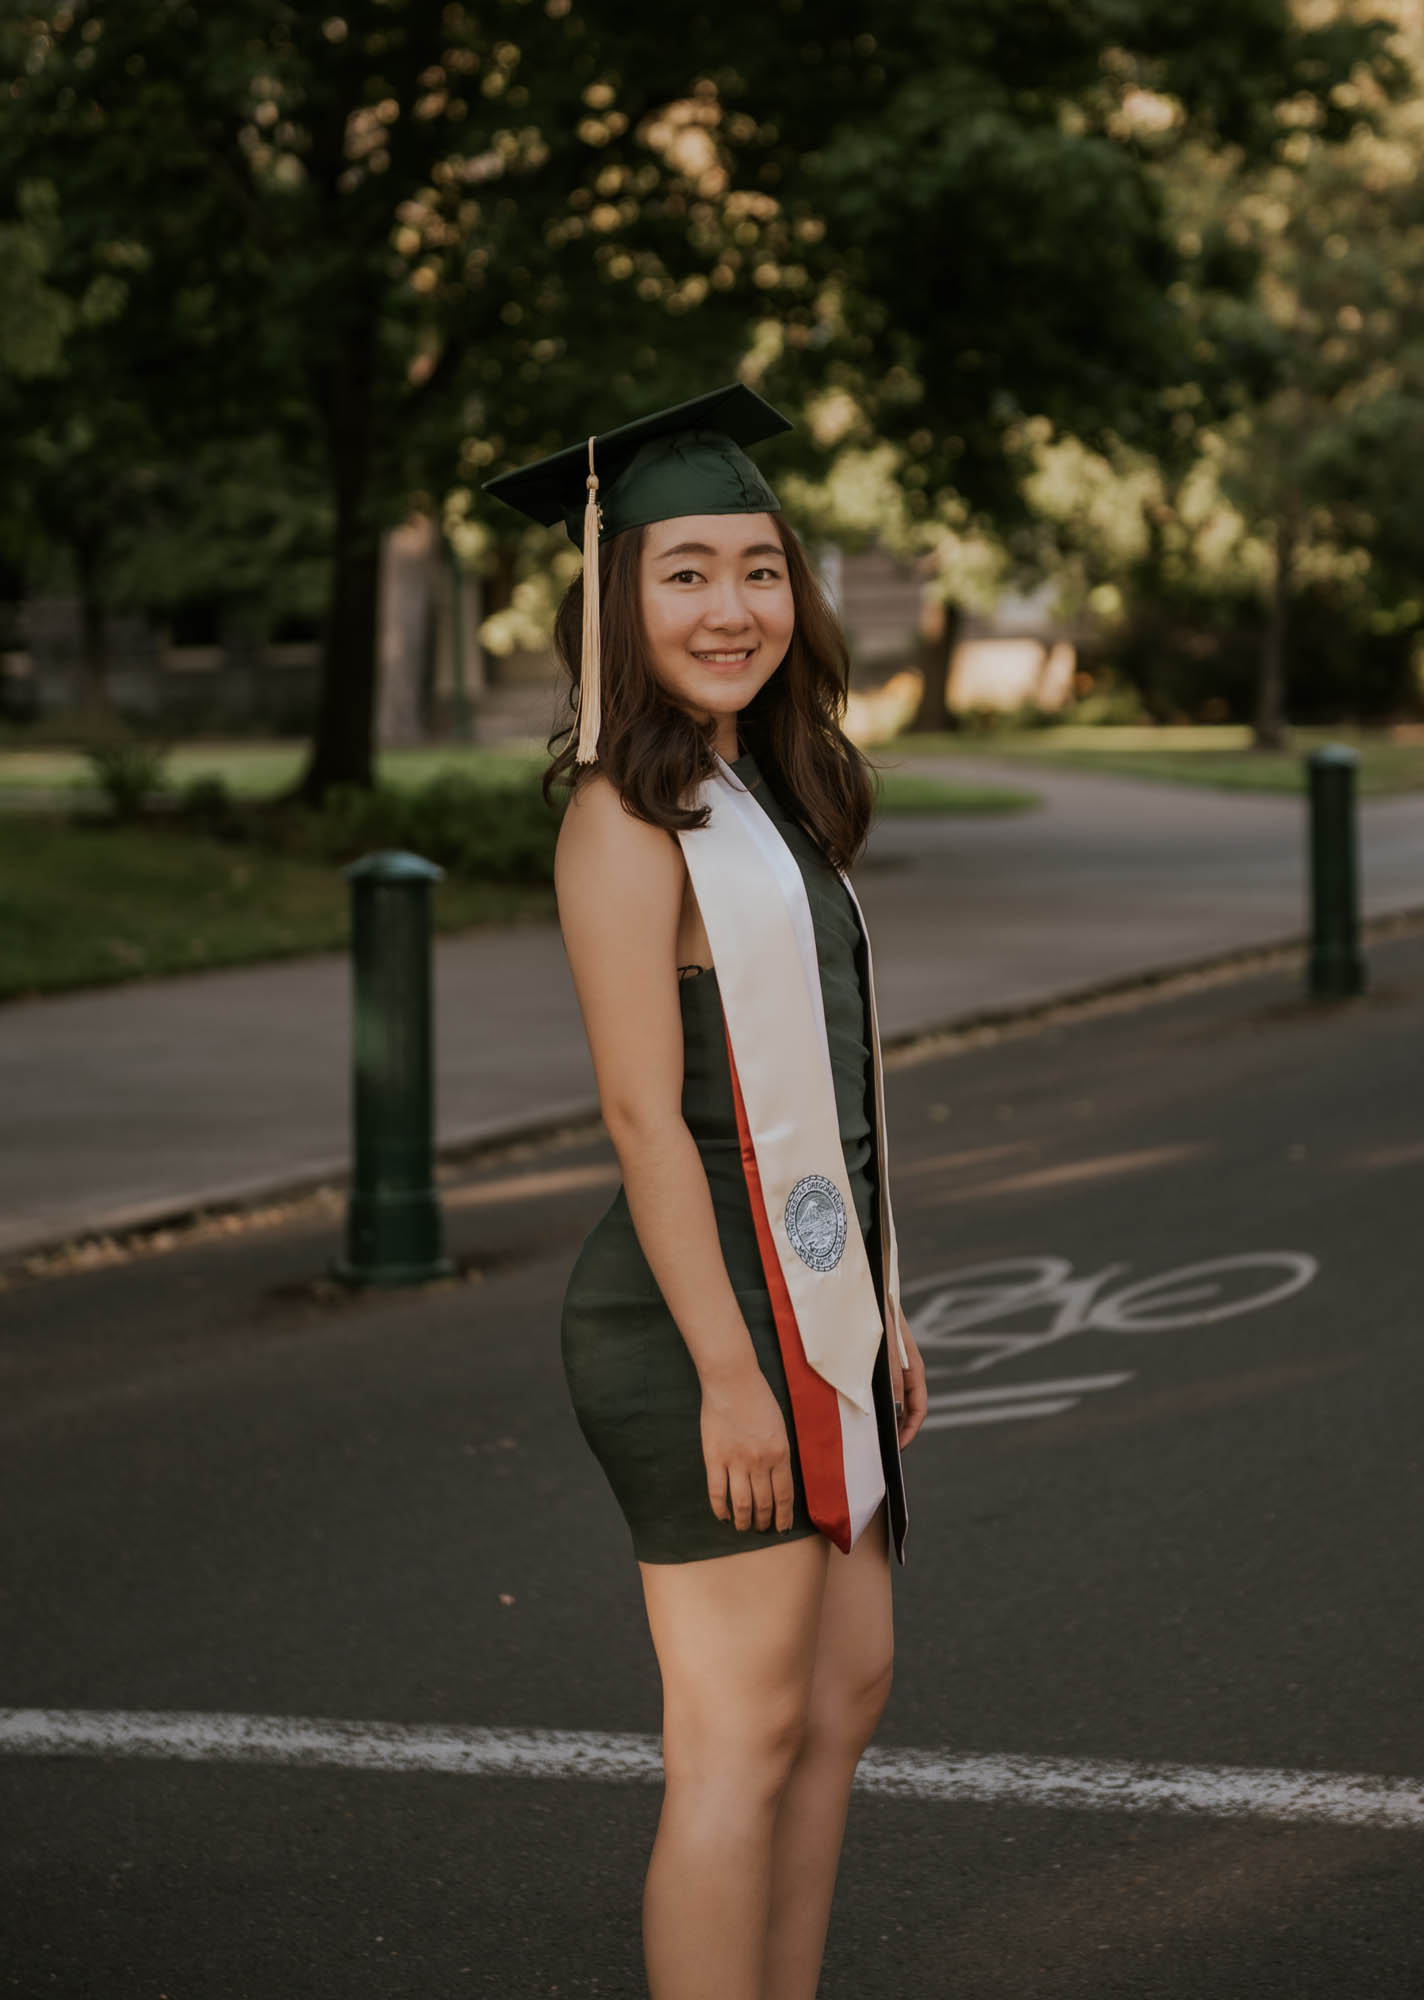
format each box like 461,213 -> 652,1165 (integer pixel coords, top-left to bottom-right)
3,756 -> 1421,1259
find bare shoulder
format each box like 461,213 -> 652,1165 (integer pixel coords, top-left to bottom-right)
555,771 -> 684,938
557,765 -> 680,863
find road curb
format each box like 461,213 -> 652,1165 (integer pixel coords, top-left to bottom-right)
881,901 -> 1424,1068
6,902 -> 1422,1281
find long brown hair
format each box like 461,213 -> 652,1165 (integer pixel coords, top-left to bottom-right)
541,515 -> 876,871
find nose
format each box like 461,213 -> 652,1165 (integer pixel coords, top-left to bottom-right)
702,576 -> 754,634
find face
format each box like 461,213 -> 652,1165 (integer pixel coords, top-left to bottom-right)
638,512 -> 795,737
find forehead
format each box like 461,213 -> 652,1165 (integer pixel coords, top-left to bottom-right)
642,513 -> 784,559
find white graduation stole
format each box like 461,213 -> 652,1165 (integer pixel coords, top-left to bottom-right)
677,751 -> 908,1553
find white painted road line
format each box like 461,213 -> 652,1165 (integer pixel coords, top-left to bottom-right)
857,1748 -> 1424,1830
922,1398 -> 1080,1429
922,1369 -> 1138,1429
3,1709 -> 1421,1830
922,1372 -> 1137,1402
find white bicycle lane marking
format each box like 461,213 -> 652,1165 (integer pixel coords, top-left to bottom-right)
1,1707 -> 1419,1830
904,1253 -> 1319,1431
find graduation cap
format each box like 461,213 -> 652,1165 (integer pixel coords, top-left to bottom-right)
482,382 -> 794,764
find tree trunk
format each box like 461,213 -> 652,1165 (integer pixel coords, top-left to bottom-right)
289,311 -> 379,805
293,495 -> 381,800
1254,508 -> 1296,751
910,595 -> 963,734
72,531 -> 109,718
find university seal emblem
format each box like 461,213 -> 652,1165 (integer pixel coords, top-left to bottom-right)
783,1173 -> 847,1273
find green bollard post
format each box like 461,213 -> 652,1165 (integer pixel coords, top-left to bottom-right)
331,849 -> 455,1285
1306,744 -> 1366,1000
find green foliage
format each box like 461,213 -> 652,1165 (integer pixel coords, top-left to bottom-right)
174,772 -> 244,835
307,774 -> 563,885
953,700 -> 1064,737
735,0 -> 1396,516
168,767 -> 565,887
1090,581 -> 1421,725
0,179 -> 75,379
1066,673 -> 1152,728
0,1 -> 802,792
76,718 -> 171,819
870,770 -> 1037,812
0,0 -> 1401,790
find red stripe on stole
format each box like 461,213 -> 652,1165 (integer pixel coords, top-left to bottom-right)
723,1018 -> 853,1553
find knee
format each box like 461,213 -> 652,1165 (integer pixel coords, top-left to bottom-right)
664,1686 -> 813,1806
809,1651 -> 894,1760
759,1689 -> 817,1796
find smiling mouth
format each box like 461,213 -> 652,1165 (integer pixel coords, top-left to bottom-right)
692,647 -> 756,664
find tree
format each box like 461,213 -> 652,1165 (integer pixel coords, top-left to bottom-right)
685,0 -> 1399,729
1018,5 -> 1424,742
2,0 -> 807,795
2,0 -> 1394,775
712,3 -> 1394,494
0,167 -> 162,713
1198,26 -> 1424,743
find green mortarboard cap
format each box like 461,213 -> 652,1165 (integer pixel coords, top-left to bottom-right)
481,381 -> 794,547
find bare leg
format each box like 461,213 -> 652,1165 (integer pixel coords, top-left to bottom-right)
762,1499 -> 894,2000
638,1531 -> 831,2000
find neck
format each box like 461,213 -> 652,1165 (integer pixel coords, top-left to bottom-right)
712,716 -> 742,762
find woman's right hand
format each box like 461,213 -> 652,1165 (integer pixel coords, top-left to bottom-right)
699,1364 -> 797,1534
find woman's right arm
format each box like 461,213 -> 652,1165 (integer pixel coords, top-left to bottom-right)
555,774 -> 796,1536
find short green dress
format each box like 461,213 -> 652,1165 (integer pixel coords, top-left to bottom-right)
560,747 -> 889,1563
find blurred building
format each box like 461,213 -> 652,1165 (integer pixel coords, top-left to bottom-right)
1,535 -> 1076,739
832,549 -> 1075,711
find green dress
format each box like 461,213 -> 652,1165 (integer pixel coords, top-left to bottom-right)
560,747 -> 887,1563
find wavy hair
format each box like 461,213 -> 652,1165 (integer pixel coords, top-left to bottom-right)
540,515 -> 875,871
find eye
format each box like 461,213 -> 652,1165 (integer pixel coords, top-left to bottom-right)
748,566 -> 783,581
666,568 -> 704,584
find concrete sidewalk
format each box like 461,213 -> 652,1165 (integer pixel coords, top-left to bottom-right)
4,755 -> 1422,1261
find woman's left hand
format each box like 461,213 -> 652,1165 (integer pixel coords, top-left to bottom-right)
890,1298 -> 928,1449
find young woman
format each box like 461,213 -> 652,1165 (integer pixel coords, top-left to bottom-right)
485,384 -> 928,2000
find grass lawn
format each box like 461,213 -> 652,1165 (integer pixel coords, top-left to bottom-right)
0,734 -> 1036,812
871,770 -> 1035,813
0,737 -> 549,799
0,817 -> 555,1003
11,722 -> 1418,800
871,723 -> 1424,796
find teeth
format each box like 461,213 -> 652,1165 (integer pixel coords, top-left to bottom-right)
695,650 -> 752,662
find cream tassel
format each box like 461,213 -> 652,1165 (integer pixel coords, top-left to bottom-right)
575,435 -> 602,764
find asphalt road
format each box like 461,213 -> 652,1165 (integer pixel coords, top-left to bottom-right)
2,932 -> 1422,1997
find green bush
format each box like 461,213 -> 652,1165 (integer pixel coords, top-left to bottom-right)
175,772 -> 248,838
307,773 -> 562,883
1065,672 -> 1151,725
955,698 -> 1064,735
171,770 -> 565,883
77,720 -> 172,819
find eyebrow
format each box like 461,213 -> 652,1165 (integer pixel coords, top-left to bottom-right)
652,540 -> 785,561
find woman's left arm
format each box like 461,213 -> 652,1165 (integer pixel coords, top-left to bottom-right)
891,1298 -> 928,1448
